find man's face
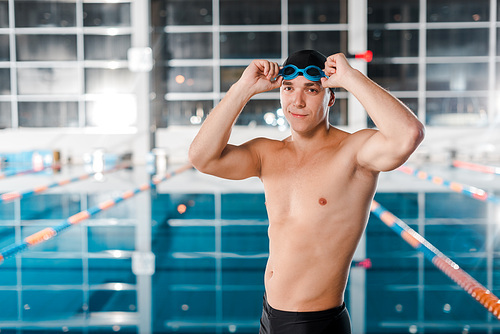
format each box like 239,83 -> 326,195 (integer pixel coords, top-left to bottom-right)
279,76 -> 335,133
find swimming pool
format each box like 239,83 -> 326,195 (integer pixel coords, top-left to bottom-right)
1,163 -> 499,333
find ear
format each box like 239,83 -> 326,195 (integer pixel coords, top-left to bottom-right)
328,90 -> 336,107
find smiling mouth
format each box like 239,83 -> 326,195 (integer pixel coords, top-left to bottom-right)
290,112 -> 307,118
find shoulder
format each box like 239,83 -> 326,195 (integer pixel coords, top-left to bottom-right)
241,136 -> 286,154
244,136 -> 284,147
339,128 -> 378,147
327,128 -> 380,171
323,127 -> 376,147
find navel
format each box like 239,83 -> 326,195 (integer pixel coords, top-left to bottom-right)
319,197 -> 327,206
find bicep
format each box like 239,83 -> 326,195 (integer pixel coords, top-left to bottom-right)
356,130 -> 413,172
197,141 -> 262,180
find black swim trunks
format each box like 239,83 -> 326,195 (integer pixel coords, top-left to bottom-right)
259,294 -> 352,334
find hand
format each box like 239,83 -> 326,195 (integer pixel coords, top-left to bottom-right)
236,60 -> 283,96
321,53 -> 356,90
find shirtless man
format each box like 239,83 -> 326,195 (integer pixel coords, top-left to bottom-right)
189,50 -> 424,333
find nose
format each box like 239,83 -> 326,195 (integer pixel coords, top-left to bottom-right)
292,90 -> 306,108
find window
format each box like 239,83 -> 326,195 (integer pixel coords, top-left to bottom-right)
85,96 -> 137,128
17,68 -> 79,95
161,0 -> 212,26
497,63 -> 500,90
0,69 -> 10,94
85,68 -> 134,94
236,100 -> 282,126
497,28 -> 500,56
15,1 -> 76,28
0,0 -> 8,27
289,0 -> 346,24
83,3 -> 131,27
427,29 -> 489,57
426,97 -> 488,126
368,29 -> 419,57
220,0 -> 281,25
166,66 -> 213,93
166,33 -> 213,59
84,35 -> 131,60
158,100 -> 213,126
288,31 -> 347,56
0,102 -> 11,128
427,0 -> 490,22
18,102 -> 79,127
157,1 -> 351,128
426,63 -> 489,91
220,66 -> 245,92
16,35 -> 77,61
368,0 -> 419,23
0,35 -> 8,61
220,32 -> 281,59
368,64 -> 419,91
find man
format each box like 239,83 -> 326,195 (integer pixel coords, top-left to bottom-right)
189,50 -> 424,333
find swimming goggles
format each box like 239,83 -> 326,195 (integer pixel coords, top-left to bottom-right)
278,64 -> 328,81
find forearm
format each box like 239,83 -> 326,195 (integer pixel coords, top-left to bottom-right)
188,82 -> 253,170
344,69 -> 424,143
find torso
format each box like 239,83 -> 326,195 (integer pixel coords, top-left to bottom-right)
257,128 -> 379,312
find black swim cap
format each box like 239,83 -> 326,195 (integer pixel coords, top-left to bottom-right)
283,50 -> 335,93
283,50 -> 327,69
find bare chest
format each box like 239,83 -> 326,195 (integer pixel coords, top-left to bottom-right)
261,151 -> 355,213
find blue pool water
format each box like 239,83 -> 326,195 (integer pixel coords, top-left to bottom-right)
0,165 -> 500,333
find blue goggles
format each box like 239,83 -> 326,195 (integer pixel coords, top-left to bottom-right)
278,64 -> 328,81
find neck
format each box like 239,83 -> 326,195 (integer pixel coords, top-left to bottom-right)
289,122 -> 331,151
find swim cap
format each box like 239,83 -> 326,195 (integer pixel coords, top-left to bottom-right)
283,50 -> 327,70
283,50 -> 334,92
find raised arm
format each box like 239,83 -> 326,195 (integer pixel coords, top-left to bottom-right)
322,53 -> 425,172
188,60 -> 282,180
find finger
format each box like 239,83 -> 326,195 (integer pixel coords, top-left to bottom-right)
337,52 -> 347,61
324,66 -> 336,77
252,60 -> 264,75
271,75 -> 283,88
325,60 -> 335,71
255,60 -> 267,74
265,62 -> 276,79
273,62 -> 280,75
270,62 -> 280,79
262,61 -> 271,77
325,65 -> 335,75
321,77 -> 333,89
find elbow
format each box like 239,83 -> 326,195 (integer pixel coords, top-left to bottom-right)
402,121 -> 425,154
188,145 -> 204,172
411,121 -> 426,148
188,144 -> 214,174
188,143 -> 203,169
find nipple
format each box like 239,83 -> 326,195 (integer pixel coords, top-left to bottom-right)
319,198 -> 327,206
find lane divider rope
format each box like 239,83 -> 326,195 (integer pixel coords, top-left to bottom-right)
0,164 -> 192,265
453,160 -> 500,175
0,164 -> 59,180
397,165 -> 500,205
371,200 -> 500,319
0,163 -> 130,204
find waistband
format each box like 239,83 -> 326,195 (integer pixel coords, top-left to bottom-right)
263,294 -> 347,320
